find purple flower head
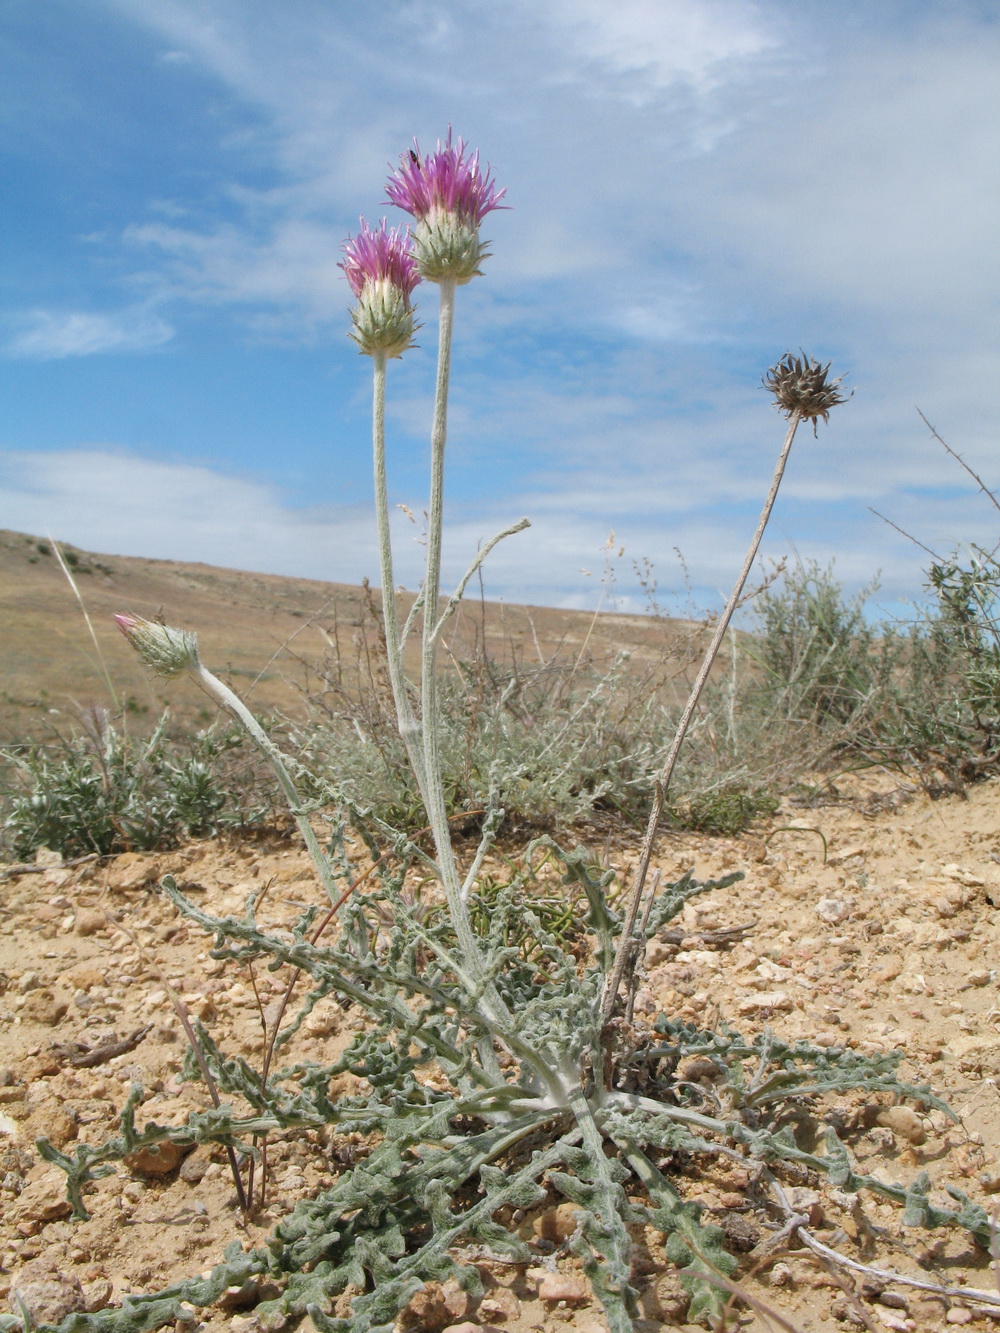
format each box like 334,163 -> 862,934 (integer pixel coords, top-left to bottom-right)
339,218 -> 420,302
385,131 -> 506,228
385,131 -> 506,284
339,218 -> 421,358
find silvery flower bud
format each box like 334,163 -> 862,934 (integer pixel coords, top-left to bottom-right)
114,613 -> 200,678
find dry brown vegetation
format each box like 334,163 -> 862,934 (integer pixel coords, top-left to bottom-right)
0,528 -> 705,743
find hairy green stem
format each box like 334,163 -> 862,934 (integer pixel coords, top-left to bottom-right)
367,288 -> 570,1100
189,664 -> 341,908
413,281 -> 514,1043
419,281 -> 461,904
371,350 -> 425,783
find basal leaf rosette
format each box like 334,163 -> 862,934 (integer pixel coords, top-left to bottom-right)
385,130 -> 507,284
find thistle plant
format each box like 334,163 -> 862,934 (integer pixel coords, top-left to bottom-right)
384,129 -> 506,284
26,144 -> 990,1333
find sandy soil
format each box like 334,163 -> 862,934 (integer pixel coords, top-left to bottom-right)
3,775 -> 1000,1333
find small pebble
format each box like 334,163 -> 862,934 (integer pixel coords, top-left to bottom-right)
877,1106 -> 926,1146
519,1202 -> 579,1244
878,1292 -> 909,1310
479,1289 -> 520,1321
816,896 -> 853,924
124,1140 -> 188,1177
18,989 -> 68,1026
537,1273 -> 588,1303
13,1169 -> 72,1222
73,909 -> 107,937
180,1150 -> 211,1184
83,1279 -> 114,1313
8,1264 -> 86,1325
874,1310 -> 913,1332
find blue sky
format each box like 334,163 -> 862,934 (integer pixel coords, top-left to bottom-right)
2,0 -> 998,617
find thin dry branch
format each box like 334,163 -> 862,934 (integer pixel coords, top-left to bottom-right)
918,408 -> 1000,516
771,1180 -> 1000,1313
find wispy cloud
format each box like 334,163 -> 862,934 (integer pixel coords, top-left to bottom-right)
99,0 -> 788,330
124,218 -> 345,328
544,0 -> 778,95
3,0 -> 997,616
2,437 -> 995,617
2,308 -> 174,359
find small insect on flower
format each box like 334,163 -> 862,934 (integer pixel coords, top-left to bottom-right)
340,218 -> 421,358
385,129 -> 507,284
764,351 -> 849,434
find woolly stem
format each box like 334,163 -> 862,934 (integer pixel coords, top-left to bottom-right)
188,664 -> 341,910
371,282 -> 514,1061
371,349 -> 426,785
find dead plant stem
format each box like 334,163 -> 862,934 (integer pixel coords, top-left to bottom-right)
770,1179 -> 1000,1311
601,410 -> 803,1023
50,536 -> 120,712
918,408 -> 1000,517
105,911 -> 249,1212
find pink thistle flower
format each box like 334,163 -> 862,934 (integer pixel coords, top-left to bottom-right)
339,219 -> 420,301
339,218 -> 421,358
385,131 -> 507,284
386,131 -> 506,228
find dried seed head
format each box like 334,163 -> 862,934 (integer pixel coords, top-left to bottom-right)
764,352 -> 848,431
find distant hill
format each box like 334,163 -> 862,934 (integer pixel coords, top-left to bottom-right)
0,529 -> 705,742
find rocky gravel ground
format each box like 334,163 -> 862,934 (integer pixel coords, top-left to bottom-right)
4,774 -> 1000,1333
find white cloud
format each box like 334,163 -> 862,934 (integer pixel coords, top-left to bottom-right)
2,309 -> 175,359
545,0 -> 776,95
0,446 -> 378,581
663,29 -> 1000,322
2,438 -> 994,617
0,444 -> 764,605
14,1 -> 996,617
97,0 -> 783,328
124,218 -> 346,326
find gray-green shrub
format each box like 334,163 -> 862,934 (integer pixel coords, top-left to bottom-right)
0,708 -> 272,859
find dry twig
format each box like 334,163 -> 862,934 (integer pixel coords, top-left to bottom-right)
771,1179 -> 1000,1313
